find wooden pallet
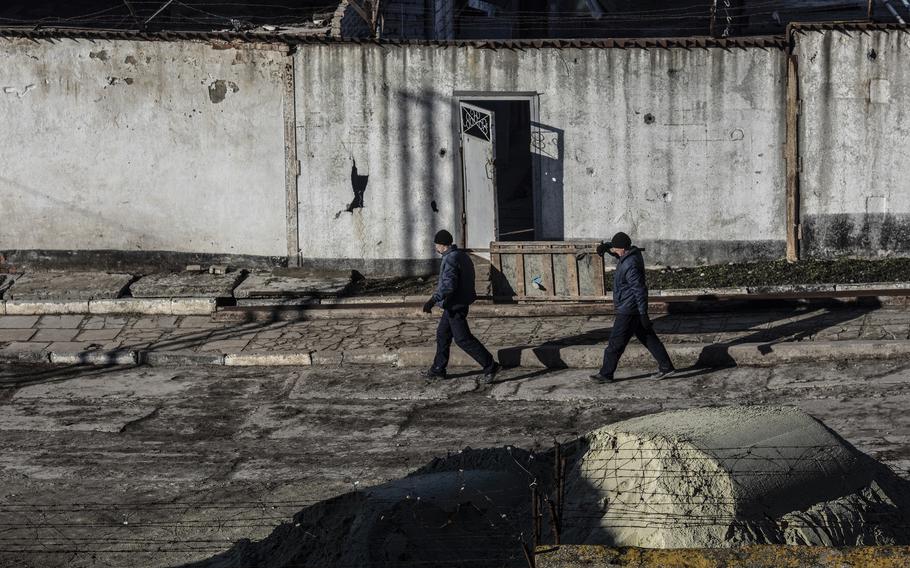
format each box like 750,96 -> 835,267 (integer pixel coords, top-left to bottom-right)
489,241 -> 605,300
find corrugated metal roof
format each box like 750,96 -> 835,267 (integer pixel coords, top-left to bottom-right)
0,26 -> 787,49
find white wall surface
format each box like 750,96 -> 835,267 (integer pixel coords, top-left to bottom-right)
797,29 -> 910,257
296,44 -> 788,268
0,39 -> 288,258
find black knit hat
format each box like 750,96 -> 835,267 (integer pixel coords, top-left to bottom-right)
434,229 -> 454,246
608,231 -> 632,249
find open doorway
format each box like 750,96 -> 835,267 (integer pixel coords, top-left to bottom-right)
458,96 -> 537,252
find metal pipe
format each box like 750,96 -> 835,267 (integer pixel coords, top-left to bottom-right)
882,0 -> 906,23
145,0 -> 176,26
548,500 -> 560,545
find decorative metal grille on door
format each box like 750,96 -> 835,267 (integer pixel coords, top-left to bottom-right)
462,105 -> 492,141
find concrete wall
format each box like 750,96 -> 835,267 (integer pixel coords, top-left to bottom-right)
0,38 -> 289,264
295,44 -> 788,271
797,29 -> 910,258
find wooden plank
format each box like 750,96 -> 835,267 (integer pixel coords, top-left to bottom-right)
490,252 -> 503,296
593,252 -> 606,295
282,60 -> 300,267
515,253 -> 526,296
542,254 -> 555,297
567,254 -> 580,297
785,53 -> 800,263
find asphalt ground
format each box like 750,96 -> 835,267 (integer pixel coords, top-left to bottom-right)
1,360 -> 909,567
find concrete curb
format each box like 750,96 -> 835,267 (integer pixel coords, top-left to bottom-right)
0,298 -> 216,316
2,281 -> 910,316
3,340 -> 910,369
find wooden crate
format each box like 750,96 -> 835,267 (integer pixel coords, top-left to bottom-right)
490,241 -> 606,300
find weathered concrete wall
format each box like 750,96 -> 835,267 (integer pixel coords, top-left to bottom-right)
797,29 -> 910,258
0,39 -> 288,262
296,44 -> 788,271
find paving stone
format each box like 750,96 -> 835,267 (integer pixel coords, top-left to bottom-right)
233,273 -> 352,299
45,341 -> 98,352
133,316 -> 179,329
0,316 -> 39,329
104,317 -> 131,328
0,329 -> 36,342
178,316 -> 220,328
130,272 -> 245,299
82,316 -> 106,330
5,271 -> 132,301
37,315 -> 85,329
75,329 -> 122,342
32,329 -> 80,342
197,339 -> 252,352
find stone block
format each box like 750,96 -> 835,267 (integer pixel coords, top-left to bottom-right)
5,271 -> 132,301
170,298 -> 216,315
311,350 -> 343,366
224,352 -> 312,366
130,272 -> 244,299
342,348 -> 398,365
89,299 -> 172,315
49,350 -> 137,365
143,351 -> 225,366
4,301 -> 90,315
234,273 -> 352,299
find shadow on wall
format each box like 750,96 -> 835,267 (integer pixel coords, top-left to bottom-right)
530,122 -> 565,241
346,159 -> 369,213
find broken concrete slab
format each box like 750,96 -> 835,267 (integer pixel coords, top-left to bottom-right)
5,271 -> 132,301
233,272 -> 352,299
0,274 -> 22,299
130,271 -> 245,299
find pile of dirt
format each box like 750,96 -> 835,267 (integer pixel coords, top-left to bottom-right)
181,447 -> 544,568
561,406 -> 910,548
180,408 -> 910,568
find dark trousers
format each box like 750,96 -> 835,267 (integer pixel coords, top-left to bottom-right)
599,313 -> 674,378
432,307 -> 494,372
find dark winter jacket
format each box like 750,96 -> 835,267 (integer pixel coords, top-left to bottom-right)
611,247 -> 649,315
431,245 -> 478,311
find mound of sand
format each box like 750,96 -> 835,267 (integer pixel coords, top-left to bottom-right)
561,406 -> 910,547
181,407 -> 910,567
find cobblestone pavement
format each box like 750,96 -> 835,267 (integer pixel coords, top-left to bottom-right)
0,305 -> 907,358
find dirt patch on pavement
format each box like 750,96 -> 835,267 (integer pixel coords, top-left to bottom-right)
179,407 -> 910,568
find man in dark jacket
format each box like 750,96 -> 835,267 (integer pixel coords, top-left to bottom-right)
590,231 -> 675,383
422,230 -> 500,382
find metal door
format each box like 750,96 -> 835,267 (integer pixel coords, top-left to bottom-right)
460,102 -> 497,255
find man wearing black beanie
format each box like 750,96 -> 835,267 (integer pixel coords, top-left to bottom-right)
591,231 -> 675,383
422,229 -> 500,383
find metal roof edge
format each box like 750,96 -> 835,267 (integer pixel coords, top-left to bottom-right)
0,26 -> 787,50
789,21 -> 910,34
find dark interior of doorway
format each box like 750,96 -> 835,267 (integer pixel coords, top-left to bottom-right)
470,99 -> 535,241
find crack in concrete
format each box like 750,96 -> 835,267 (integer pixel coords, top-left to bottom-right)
119,405 -> 161,434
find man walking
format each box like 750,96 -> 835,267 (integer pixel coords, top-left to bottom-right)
590,231 -> 675,383
422,229 -> 500,383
